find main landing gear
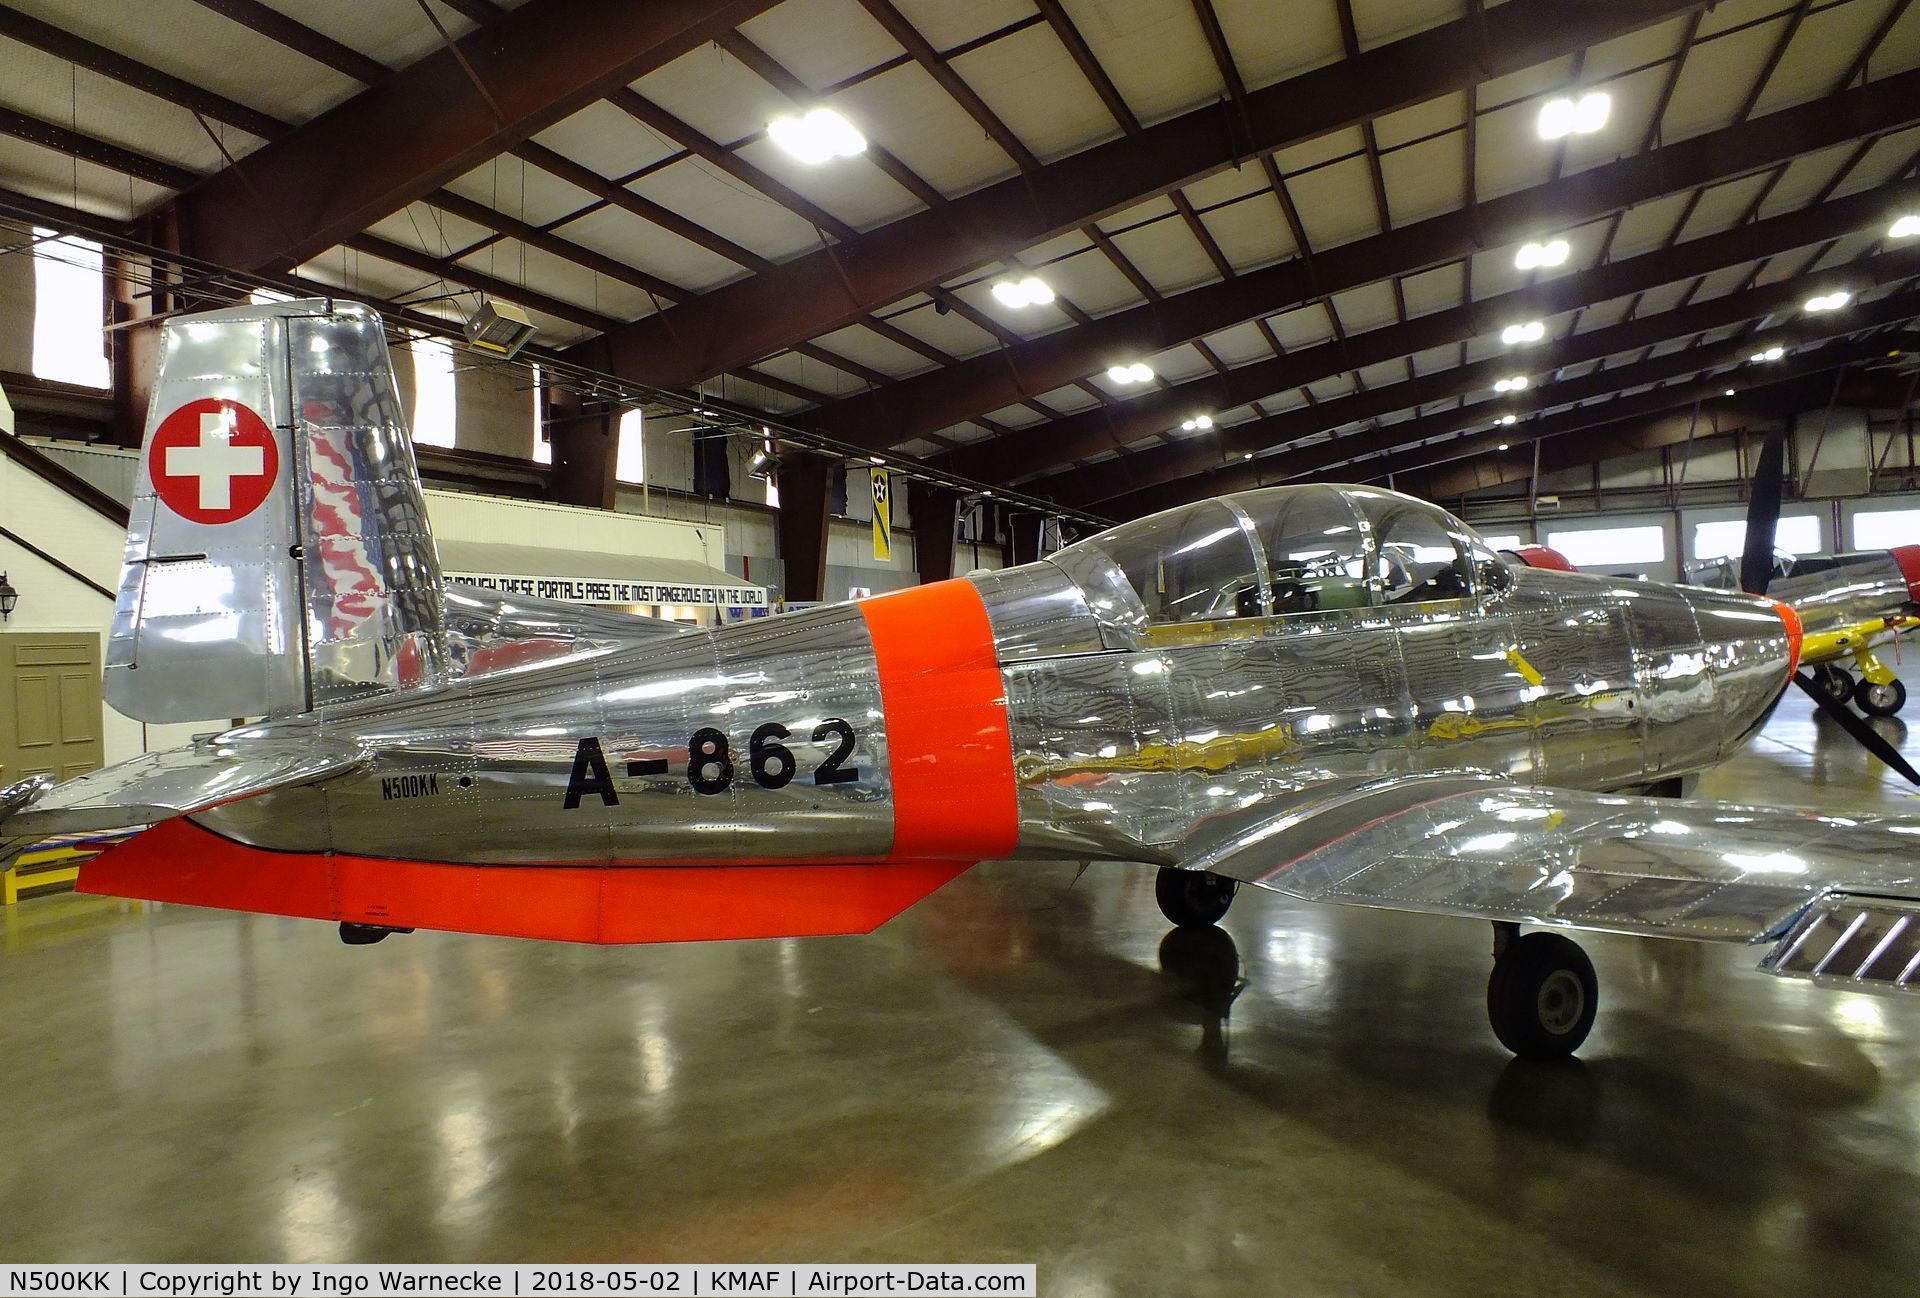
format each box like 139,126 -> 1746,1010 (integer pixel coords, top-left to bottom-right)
1152,872 -> 1599,1058
1155,867 -> 1238,927
1487,922 -> 1597,1059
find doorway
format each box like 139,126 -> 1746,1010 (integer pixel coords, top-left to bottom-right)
0,632 -> 104,785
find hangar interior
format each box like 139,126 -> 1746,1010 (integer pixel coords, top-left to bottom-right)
3,0 -> 1920,1290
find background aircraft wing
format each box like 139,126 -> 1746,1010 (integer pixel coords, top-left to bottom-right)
0,723 -> 367,861
1177,772 -> 1920,991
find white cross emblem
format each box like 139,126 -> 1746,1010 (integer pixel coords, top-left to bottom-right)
166,409 -> 267,510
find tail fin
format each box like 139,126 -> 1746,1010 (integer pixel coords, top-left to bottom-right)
105,300 -> 445,722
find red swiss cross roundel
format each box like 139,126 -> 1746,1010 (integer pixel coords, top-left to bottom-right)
148,398 -> 280,525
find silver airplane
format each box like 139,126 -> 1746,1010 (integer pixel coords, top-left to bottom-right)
6,298 -> 1920,1059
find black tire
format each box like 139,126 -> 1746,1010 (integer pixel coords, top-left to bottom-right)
1155,867 -> 1238,928
1811,664 -> 1856,705
1487,932 -> 1598,1059
1858,677 -> 1907,718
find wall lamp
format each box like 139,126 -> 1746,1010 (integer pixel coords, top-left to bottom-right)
0,571 -> 17,622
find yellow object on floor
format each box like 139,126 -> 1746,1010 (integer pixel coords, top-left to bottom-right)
2,830 -> 135,904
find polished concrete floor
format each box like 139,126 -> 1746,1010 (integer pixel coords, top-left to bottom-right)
5,691 -> 1920,1294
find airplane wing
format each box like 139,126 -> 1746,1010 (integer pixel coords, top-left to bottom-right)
0,723 -> 367,863
1177,772 -> 1920,992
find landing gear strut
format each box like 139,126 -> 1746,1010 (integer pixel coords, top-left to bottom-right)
1487,922 -> 1597,1058
1156,867 -> 1238,927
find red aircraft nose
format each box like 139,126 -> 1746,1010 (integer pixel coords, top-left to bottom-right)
1891,544 -> 1920,604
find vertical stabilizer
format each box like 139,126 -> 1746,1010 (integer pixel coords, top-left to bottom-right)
104,299 -> 446,722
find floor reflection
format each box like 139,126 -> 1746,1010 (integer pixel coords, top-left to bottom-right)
0,695 -> 1918,1293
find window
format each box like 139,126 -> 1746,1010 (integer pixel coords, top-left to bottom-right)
1371,502 -> 1471,604
31,229 -> 109,388
1478,533 -> 1524,553
1853,508 -> 1920,551
1248,487 -> 1370,615
248,287 -> 294,305
1085,500 -> 1263,622
531,364 -> 550,465
1693,515 -> 1819,561
410,338 -> 456,447
1544,524 -> 1665,569
615,409 -> 645,483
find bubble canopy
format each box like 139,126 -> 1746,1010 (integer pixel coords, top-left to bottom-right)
1053,485 -> 1509,635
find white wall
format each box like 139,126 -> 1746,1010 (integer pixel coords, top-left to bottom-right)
0,451 -> 205,762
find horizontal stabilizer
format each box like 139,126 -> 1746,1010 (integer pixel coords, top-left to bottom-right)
1,723 -> 367,849
79,819 -> 972,944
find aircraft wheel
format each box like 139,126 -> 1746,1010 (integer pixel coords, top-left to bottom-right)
1810,665 -> 1856,705
1155,867 -> 1238,928
1487,931 -> 1597,1059
1858,678 -> 1907,718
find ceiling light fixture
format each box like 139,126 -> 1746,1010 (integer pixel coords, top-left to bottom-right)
1725,388 -> 1736,396
1514,239 -> 1571,270
1537,91 -> 1611,140
1500,321 -> 1546,345
1805,290 -> 1851,312
767,107 -> 867,164
1749,345 -> 1786,363
990,275 -> 1055,308
1493,376 -> 1530,393
1891,215 -> 1920,239
1179,414 -> 1215,432
1106,362 -> 1154,384
1497,442 -> 1511,451
1497,414 -> 1518,426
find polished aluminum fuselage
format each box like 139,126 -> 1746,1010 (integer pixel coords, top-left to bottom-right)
203,557 -> 1795,868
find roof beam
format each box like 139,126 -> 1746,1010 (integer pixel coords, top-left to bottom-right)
0,6 -> 289,139
1011,179 -> 1920,499
866,64 -> 1920,461
1105,296 -> 1920,516
590,0 -> 1707,388
1387,368 -> 1913,501
1043,252 -> 1920,508
171,0 -> 778,272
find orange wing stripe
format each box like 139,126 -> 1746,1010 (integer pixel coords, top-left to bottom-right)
858,579 -> 1019,859
78,819 -> 969,945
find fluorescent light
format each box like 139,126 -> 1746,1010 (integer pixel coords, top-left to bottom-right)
767,108 -> 866,164
991,275 -> 1054,308
1538,91 -> 1610,139
1501,321 -> 1546,345
1494,375 -> 1529,392
1805,290 -> 1851,312
869,455 -> 886,464
1515,239 -> 1570,270
1892,215 -> 1920,239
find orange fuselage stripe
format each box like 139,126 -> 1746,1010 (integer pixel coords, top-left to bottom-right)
858,578 -> 1020,860
1771,599 -> 1804,680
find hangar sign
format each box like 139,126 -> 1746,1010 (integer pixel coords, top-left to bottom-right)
445,570 -> 768,608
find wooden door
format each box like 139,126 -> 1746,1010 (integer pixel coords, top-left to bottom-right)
0,633 -> 105,784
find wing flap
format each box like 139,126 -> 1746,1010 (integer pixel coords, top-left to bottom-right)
1180,772 -> 1920,945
